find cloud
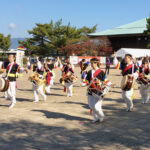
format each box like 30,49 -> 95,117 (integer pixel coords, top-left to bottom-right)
9,22 -> 16,30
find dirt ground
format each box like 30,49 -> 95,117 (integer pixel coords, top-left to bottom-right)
0,66 -> 150,150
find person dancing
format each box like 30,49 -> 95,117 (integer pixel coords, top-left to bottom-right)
4,53 -> 28,108
60,61 -> 75,97
29,57 -> 46,102
113,52 -> 139,111
44,57 -> 59,94
137,58 -> 150,104
81,58 -> 112,123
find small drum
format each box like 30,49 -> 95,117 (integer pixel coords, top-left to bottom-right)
137,73 -> 150,85
121,75 -> 134,91
87,78 -> 107,98
29,73 -> 44,86
60,72 -> 77,84
0,78 -> 9,92
87,85 -> 106,99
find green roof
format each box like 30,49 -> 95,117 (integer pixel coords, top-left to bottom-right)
88,19 -> 147,36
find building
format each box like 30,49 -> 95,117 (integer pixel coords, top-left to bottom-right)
88,19 -> 148,56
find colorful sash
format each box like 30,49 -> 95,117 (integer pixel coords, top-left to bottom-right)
122,64 -> 133,75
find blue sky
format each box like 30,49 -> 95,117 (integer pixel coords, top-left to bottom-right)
0,0 -> 150,38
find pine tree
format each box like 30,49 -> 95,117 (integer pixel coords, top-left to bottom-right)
19,19 -> 97,56
0,34 -> 11,51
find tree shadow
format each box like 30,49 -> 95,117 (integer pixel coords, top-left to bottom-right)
50,93 -> 65,97
53,82 -> 60,85
51,87 -> 62,91
16,97 -> 33,102
0,102 -> 150,149
17,89 -> 33,92
110,90 -> 122,93
73,85 -> 81,88
0,104 -> 9,107
32,109 -> 90,121
59,101 -> 89,109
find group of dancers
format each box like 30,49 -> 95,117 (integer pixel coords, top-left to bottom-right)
0,52 -> 150,123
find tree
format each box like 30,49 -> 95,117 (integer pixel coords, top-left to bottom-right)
59,37 -> 113,56
0,34 -> 11,51
59,38 -> 100,56
18,38 -> 36,56
19,19 -> 97,56
145,17 -> 150,48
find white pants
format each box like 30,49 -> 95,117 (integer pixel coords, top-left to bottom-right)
140,84 -> 149,104
6,81 -> 16,104
32,84 -> 46,101
122,88 -> 134,111
88,94 -> 104,121
45,79 -> 53,93
65,82 -> 73,97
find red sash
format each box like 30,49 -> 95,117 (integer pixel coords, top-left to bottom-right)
90,69 -> 102,88
144,67 -> 149,73
61,65 -> 66,71
140,65 -> 150,73
93,69 -> 102,78
122,64 -> 133,75
6,62 -> 16,71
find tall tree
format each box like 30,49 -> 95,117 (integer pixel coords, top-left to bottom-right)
19,19 -> 97,56
0,34 -> 11,51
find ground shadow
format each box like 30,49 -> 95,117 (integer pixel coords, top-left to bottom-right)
17,89 -> 33,92
51,87 -> 62,91
59,101 -> 89,109
49,93 -> 65,97
32,109 -> 90,121
0,101 -> 150,149
16,97 -> 33,102
0,104 -> 9,107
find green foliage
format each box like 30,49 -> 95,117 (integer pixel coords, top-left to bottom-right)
145,17 -> 150,48
19,19 -> 97,56
0,34 -> 11,51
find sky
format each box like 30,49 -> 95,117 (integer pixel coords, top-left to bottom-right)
0,0 -> 150,38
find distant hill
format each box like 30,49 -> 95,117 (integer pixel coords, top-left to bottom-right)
10,38 -> 26,49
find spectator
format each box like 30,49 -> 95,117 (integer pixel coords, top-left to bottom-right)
105,58 -> 110,75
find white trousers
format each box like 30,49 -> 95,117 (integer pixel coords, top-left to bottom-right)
122,88 -> 134,111
6,81 -> 16,104
65,82 -> 73,97
87,94 -> 104,121
32,84 -> 46,101
140,84 -> 149,104
45,79 -> 54,93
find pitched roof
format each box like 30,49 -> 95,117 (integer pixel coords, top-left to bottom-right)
88,19 -> 147,37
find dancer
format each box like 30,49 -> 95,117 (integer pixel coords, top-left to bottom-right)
81,58 -> 112,123
60,61 -> 75,97
113,52 -> 139,111
137,58 -> 150,104
4,53 -> 28,108
44,57 -> 59,94
29,57 -> 46,102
